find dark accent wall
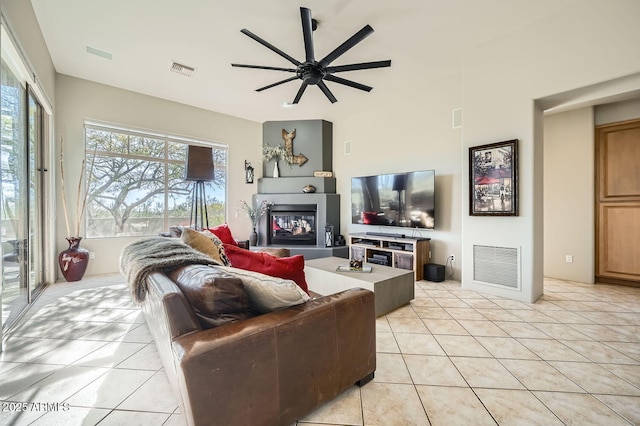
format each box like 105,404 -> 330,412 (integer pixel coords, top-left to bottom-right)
256,120 -> 339,252
262,120 -> 333,177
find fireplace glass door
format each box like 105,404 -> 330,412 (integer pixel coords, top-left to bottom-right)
268,204 -> 317,245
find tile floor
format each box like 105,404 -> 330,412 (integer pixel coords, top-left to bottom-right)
1,274 -> 639,425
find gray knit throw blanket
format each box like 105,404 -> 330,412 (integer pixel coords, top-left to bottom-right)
120,237 -> 219,303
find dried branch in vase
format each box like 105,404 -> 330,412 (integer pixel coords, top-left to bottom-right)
60,137 -> 96,237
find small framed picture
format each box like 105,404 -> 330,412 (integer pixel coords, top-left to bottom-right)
469,139 -> 518,216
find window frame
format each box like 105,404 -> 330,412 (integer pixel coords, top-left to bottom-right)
83,121 -> 227,238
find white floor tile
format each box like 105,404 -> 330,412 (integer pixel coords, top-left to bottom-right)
115,343 -> 163,370
535,391 -> 631,425
9,365 -> 109,403
29,407 -> 111,426
65,368 -> 155,408
97,409 -> 171,425
117,370 -> 179,413
361,383 -> 429,425
2,274 -> 639,425
416,385 -> 496,426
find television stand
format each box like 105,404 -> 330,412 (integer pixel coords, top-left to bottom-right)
366,231 -> 406,238
349,233 -> 431,281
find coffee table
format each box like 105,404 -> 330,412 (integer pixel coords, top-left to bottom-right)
305,256 -> 414,316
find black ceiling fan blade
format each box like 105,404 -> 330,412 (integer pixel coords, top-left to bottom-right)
324,75 -> 372,92
292,82 -> 309,104
318,25 -> 374,68
231,64 -> 297,73
318,81 -> 338,103
300,7 -> 315,63
240,29 -> 301,66
326,60 -> 391,74
256,76 -> 300,92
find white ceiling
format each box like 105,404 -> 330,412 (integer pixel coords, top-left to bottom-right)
31,0 -> 576,123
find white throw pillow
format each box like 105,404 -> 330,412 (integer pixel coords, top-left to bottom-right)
215,266 -> 310,313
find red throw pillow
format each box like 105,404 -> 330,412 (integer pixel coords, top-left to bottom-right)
224,244 -> 309,294
208,223 -> 237,246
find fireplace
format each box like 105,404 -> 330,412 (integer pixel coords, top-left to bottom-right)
268,204 -> 317,245
254,193 -> 340,249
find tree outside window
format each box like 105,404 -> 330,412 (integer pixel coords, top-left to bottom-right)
84,125 -> 226,237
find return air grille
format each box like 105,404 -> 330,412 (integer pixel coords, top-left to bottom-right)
170,61 -> 196,76
473,245 -> 520,289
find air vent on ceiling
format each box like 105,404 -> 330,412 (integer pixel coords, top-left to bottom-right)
170,61 -> 196,77
86,46 -> 112,60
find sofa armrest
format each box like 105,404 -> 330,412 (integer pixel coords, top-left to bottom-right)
172,288 -> 375,426
236,239 -> 250,249
144,272 -> 201,339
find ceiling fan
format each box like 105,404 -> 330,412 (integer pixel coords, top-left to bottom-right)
231,7 -> 391,104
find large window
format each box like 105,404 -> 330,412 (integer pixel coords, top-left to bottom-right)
84,124 -> 226,237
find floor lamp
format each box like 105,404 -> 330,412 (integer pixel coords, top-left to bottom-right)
185,145 -> 215,230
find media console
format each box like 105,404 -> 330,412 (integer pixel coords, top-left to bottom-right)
349,233 -> 431,281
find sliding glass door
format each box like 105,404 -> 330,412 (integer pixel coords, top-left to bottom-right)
1,57 -> 47,334
1,57 -> 29,328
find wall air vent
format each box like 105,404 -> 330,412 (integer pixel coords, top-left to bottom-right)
473,245 -> 520,290
170,61 -> 196,76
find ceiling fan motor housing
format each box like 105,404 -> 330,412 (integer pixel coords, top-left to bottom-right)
297,62 -> 325,85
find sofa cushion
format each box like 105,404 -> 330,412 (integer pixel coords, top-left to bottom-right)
169,265 -> 256,328
223,243 -> 309,294
181,228 -> 231,266
216,266 -> 310,313
208,223 -> 238,246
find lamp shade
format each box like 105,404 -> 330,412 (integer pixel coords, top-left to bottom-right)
185,145 -> 215,181
392,174 -> 406,191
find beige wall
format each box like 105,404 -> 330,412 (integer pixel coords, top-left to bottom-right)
462,1 -> 640,302
334,74 -> 463,276
1,0 -> 56,104
55,75 -> 262,278
543,108 -> 594,283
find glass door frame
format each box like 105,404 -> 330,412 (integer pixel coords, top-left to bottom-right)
1,21 -> 55,347
28,85 -> 48,302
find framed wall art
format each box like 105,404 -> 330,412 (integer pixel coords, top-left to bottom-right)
469,139 -> 518,216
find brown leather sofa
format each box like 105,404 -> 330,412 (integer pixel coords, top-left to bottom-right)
142,266 -> 376,426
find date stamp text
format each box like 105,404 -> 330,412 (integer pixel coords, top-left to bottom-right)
2,402 -> 70,412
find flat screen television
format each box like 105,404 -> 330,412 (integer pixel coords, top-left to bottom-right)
351,170 -> 435,229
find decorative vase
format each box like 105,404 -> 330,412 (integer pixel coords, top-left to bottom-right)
273,161 -> 279,178
249,229 -> 258,246
58,237 -> 90,282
